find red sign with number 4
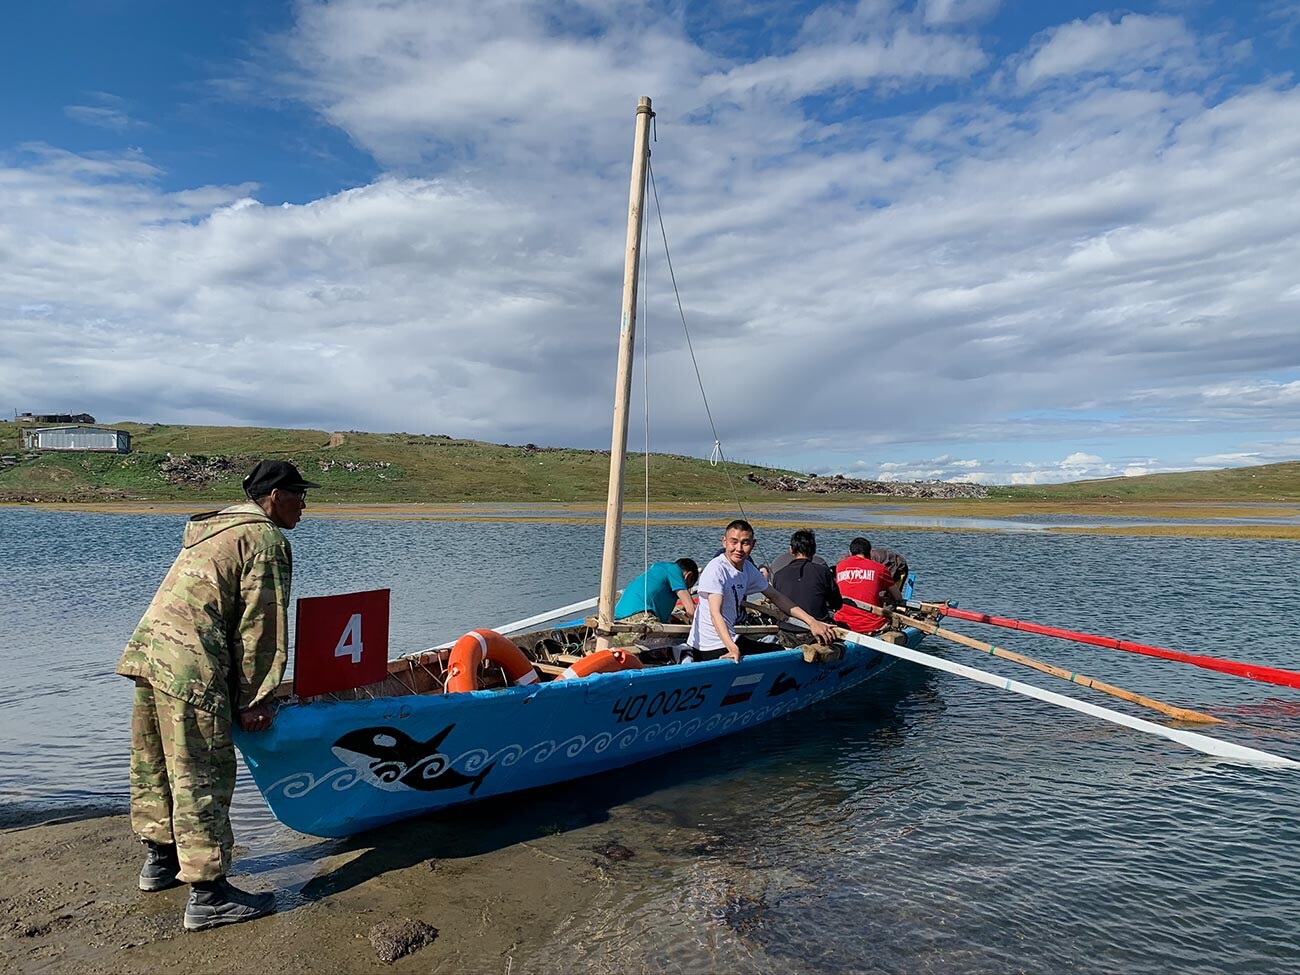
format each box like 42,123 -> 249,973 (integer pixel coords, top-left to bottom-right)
294,589 -> 391,698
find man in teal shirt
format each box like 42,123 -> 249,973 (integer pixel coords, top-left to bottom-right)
614,558 -> 700,622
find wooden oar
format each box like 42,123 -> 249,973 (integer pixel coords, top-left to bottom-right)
843,597 -> 1221,725
745,603 -> 1299,767
918,601 -> 1300,691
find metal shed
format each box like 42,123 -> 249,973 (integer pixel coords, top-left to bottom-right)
21,426 -> 131,453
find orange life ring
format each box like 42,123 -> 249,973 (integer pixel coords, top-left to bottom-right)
446,629 -> 540,693
557,648 -> 644,681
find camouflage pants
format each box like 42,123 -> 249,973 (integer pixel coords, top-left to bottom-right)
130,682 -> 235,883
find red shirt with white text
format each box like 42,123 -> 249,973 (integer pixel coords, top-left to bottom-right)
832,555 -> 893,634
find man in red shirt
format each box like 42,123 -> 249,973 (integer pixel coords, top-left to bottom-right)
833,537 -> 904,635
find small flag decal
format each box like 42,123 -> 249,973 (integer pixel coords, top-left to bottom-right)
722,672 -> 762,707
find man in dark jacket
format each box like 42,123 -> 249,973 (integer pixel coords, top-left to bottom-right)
770,529 -> 841,646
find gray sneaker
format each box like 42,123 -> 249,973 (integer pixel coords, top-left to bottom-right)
183,877 -> 276,932
138,840 -> 181,892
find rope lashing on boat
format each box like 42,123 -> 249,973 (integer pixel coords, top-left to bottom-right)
415,657 -> 442,690
388,660 -> 418,695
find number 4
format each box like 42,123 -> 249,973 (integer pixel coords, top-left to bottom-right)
334,613 -> 364,664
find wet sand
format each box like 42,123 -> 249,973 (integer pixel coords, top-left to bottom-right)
0,806 -> 657,974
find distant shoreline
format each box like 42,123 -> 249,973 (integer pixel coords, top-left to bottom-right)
4,499 -> 1299,539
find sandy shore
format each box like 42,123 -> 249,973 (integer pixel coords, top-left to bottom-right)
0,805 -> 663,974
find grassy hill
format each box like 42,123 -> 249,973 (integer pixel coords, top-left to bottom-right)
991,460 -> 1300,502
0,422 -> 808,503
2,421 -> 1296,503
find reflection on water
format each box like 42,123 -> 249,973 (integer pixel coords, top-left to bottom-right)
3,508 -> 1300,973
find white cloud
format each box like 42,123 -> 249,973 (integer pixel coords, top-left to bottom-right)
1015,13 -> 1198,89
62,92 -> 146,132
703,32 -> 986,99
1196,439 -> 1300,467
1001,453 -> 1178,485
923,0 -> 1001,27
2,1 -> 1299,483
838,450 -> 1212,486
1061,452 -> 1102,466
1194,452 -> 1266,467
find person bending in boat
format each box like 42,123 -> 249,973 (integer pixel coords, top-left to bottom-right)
685,520 -> 834,663
833,537 -> 904,638
614,557 -> 700,623
611,556 -> 702,650
770,529 -> 841,648
116,459 -> 318,932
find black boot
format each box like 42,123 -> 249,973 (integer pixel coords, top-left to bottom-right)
183,877 -> 276,932
138,839 -> 181,892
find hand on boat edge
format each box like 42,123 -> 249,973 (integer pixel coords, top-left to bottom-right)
806,619 -> 835,644
239,700 -> 275,733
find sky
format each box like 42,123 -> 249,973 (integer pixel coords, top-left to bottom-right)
2,1 -> 1299,485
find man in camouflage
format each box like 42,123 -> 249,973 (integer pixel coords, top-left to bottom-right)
118,459 -> 318,931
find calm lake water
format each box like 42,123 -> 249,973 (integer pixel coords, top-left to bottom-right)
3,507 -> 1299,973
401,502 -> 1300,532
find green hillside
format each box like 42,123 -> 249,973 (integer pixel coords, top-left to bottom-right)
991,460 -> 1300,502
3,421 -> 1296,503
0,422 -> 805,503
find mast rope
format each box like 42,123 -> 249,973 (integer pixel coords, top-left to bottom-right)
646,159 -> 751,529
640,182 -> 652,579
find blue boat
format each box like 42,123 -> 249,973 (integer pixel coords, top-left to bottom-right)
237,619 -> 923,837
235,96 -> 927,838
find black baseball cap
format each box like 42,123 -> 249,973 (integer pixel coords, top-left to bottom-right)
242,460 -> 320,499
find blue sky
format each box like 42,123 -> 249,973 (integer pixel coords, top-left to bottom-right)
2,0 -> 1299,485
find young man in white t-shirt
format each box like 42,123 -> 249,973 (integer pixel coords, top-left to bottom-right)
686,519 -> 835,663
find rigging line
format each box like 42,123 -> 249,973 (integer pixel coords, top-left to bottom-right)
646,158 -> 749,526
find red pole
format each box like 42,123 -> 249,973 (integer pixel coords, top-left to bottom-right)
933,605 -> 1300,690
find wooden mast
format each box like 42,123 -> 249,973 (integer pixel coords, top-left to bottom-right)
595,95 -> 655,650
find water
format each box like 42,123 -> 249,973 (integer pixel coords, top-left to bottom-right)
3,507 -> 1299,973
367,502 -> 1300,531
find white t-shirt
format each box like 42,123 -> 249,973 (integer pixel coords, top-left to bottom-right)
687,554 -> 770,651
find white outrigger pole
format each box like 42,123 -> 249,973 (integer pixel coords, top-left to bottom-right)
844,628 -> 1300,767
760,601 -> 1300,768
595,96 -> 655,651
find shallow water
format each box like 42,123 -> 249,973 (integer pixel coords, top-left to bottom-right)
380,502 -> 1300,531
3,508 -> 1299,973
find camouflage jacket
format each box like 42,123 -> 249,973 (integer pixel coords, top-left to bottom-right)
117,502 -> 292,719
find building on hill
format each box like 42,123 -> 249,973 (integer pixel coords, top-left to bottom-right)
21,426 -> 131,453
15,412 -> 96,424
